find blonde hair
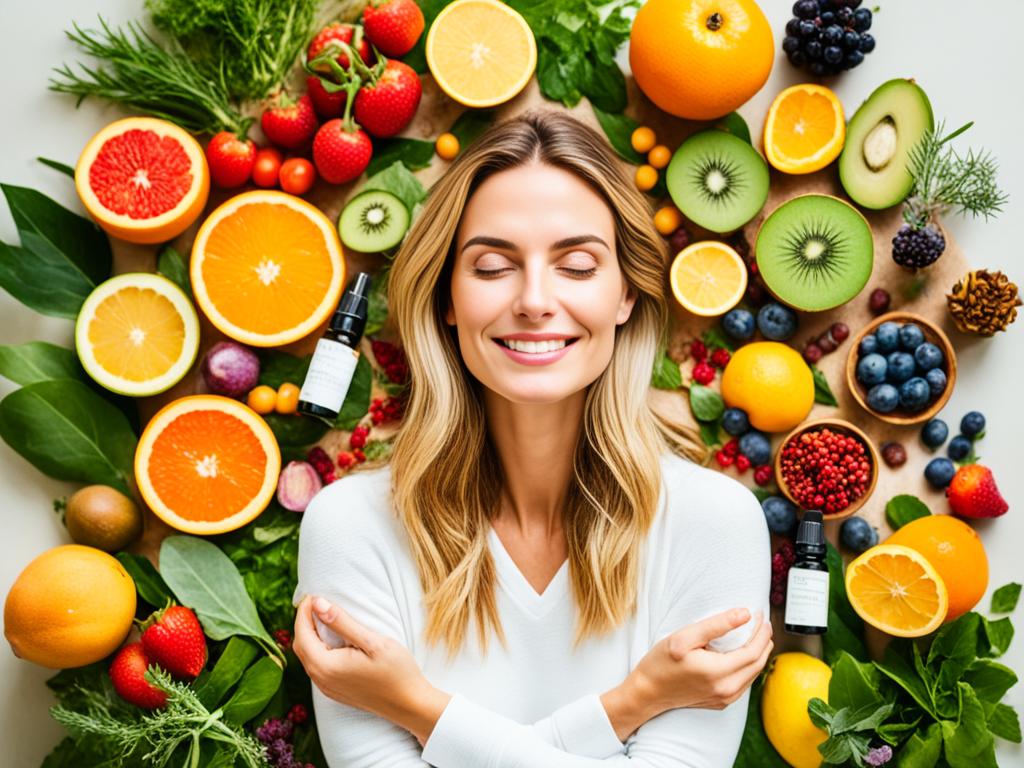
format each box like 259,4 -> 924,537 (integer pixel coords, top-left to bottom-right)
371,109 -> 702,659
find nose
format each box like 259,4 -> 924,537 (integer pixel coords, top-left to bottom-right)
512,258 -> 558,322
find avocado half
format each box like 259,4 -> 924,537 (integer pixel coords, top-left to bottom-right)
838,79 -> 934,210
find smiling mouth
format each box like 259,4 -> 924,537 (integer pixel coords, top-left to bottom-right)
493,338 -> 580,354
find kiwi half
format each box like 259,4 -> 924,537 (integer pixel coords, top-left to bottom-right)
755,195 -> 873,312
338,189 -> 410,253
666,129 -> 770,233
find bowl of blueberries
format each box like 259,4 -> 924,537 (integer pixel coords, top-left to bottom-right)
846,311 -> 956,425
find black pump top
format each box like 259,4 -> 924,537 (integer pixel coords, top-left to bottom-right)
795,509 -> 826,557
328,272 -> 372,339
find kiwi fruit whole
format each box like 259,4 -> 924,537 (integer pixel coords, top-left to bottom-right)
665,129 -> 770,234
338,189 -> 411,253
65,485 -> 143,552
755,194 -> 874,312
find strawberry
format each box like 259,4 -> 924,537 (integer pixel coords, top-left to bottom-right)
353,60 -> 422,138
313,118 -> 373,184
307,22 -> 373,73
261,94 -> 319,149
140,605 -> 207,680
109,642 -> 167,710
947,464 -> 1009,519
206,131 -> 256,188
362,0 -> 425,58
306,75 -> 347,119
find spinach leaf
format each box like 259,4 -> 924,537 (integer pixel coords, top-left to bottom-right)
828,651 -> 883,712
689,383 -> 724,422
651,347 -> 681,389
0,341 -> 81,385
194,636 -> 261,710
257,350 -> 312,390
222,656 -> 284,725
591,105 -> 644,164
898,722 -> 943,767
874,639 -> 937,719
963,658 -> 1018,703
991,582 -> 1022,613
157,245 -> 192,299
264,413 -> 329,453
943,683 -> 996,767
366,137 -> 435,177
116,552 -> 174,609
885,494 -> 931,530
333,353 -> 373,431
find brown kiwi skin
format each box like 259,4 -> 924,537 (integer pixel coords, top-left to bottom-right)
65,485 -> 143,552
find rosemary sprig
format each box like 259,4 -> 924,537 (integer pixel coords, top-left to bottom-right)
903,120 -> 1009,229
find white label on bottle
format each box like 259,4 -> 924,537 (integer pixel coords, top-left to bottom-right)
299,339 -> 359,413
783,568 -> 829,628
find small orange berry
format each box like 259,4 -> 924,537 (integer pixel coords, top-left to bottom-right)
246,385 -> 277,415
275,382 -> 300,414
648,145 -> 671,169
653,206 -> 683,236
635,164 -> 658,192
631,126 -> 656,154
436,133 -> 460,160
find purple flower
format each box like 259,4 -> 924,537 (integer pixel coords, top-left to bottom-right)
865,745 -> 893,766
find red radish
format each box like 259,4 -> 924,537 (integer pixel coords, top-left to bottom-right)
363,0 -> 425,58
252,147 -> 283,188
307,22 -> 373,73
109,642 -> 167,710
140,605 -> 207,680
280,158 -> 317,195
354,59 -> 422,138
313,119 -> 373,184
261,94 -> 318,149
306,75 -> 347,119
206,131 -> 256,188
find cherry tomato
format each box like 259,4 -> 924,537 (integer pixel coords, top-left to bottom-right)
252,147 -> 283,188
279,158 -> 317,195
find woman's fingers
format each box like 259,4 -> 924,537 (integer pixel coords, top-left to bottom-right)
293,596 -> 327,670
312,596 -> 380,654
668,607 -> 754,660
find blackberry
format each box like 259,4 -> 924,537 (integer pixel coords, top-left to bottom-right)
892,223 -> 946,269
782,2 -> 875,75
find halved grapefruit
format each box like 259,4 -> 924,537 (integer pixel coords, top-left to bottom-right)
76,117 -> 210,245
135,395 -> 281,535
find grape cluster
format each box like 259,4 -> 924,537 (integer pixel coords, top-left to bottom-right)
783,0 -> 875,76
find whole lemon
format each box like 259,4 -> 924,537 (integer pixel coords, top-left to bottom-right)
721,341 -> 814,432
4,544 -> 136,668
761,652 -> 831,768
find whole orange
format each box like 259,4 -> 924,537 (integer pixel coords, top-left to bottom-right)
885,514 -> 988,622
629,0 -> 774,120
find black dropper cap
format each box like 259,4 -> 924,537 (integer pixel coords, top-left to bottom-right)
328,272 -> 372,343
795,509 -> 826,557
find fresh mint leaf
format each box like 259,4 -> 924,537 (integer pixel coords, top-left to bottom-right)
449,109 -> 497,153
807,697 -> 835,729
991,582 -> 1022,613
364,438 -> 393,461
0,341 -> 81,386
580,57 -> 627,112
877,718 -> 922,745
361,161 -> 428,214
651,347 -> 681,389
885,494 -> 931,530
689,383 -> 724,422
365,137 -> 435,177
333,353 -> 373,431
809,364 -> 838,406
591,105 -> 644,164
751,487 -> 773,503
157,246 -> 192,299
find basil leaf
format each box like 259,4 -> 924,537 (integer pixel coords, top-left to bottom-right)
929,611 -> 981,666
159,536 -> 281,660
808,364 -> 838,406
0,379 -> 136,494
898,722 -> 943,767
222,656 -> 284,725
885,494 -> 931,530
115,552 -> 174,609
591,105 -> 644,164
963,658 -> 1018,703
716,112 -> 752,145
689,383 -> 724,422
257,350 -> 312,390
449,109 -> 497,154
651,347 -> 681,389
991,582 -> 1022,613
0,341 -> 81,385
365,137 -> 435,177
986,702 -> 1022,743
333,354 -> 372,430
361,161 -> 427,214
874,640 -> 937,719
37,157 -> 76,178
698,419 -> 722,448
157,245 -> 192,299
194,636 -> 261,710
828,651 -> 883,712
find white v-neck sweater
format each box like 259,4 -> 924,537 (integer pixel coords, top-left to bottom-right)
293,451 -> 771,767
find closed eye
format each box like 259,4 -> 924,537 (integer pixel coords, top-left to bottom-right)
473,267 -> 597,278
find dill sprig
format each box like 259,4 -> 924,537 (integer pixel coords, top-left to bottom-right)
50,666 -> 271,768
903,120 -> 1009,229
50,17 -> 252,136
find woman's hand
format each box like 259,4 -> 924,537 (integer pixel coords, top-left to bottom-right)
601,608 -> 773,741
291,595 -> 451,745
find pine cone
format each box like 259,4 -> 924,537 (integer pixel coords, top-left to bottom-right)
946,269 -> 1022,336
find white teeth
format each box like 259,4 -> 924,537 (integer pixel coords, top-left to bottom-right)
501,338 -> 568,353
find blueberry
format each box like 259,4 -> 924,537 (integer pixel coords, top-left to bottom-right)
947,435 -> 973,461
794,0 -> 820,19
810,61 -> 829,76
806,40 -> 823,59
783,35 -> 802,53
739,430 -> 772,466
762,496 -> 798,535
844,49 -> 865,68
786,18 -> 802,36
840,517 -> 878,553
898,323 -> 924,351
885,351 -> 916,384
920,418 -> 948,449
823,25 -> 844,44
899,377 -> 931,412
836,6 -> 854,23
858,334 -> 878,356
722,408 -> 750,437
856,353 -> 888,385
853,7 -> 872,30
788,49 -> 808,66
859,33 -> 875,52
960,411 -> 986,438
867,383 -> 900,412
914,342 -> 944,372
722,308 -> 756,341
843,31 -> 861,50
757,303 -> 798,341
924,457 -> 956,489
875,321 -> 900,352
925,368 -> 947,396
820,10 -> 836,24
799,19 -> 818,36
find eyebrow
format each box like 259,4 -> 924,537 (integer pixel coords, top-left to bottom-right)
460,234 -> 610,254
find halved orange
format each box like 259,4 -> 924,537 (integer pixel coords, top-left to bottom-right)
426,0 -> 537,108
75,272 -> 200,396
764,84 -> 846,174
669,241 -> 748,316
135,395 -> 281,535
191,190 -> 345,347
845,544 -> 948,638
76,117 -> 210,244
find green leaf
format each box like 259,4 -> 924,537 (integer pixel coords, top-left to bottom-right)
986,702 -> 1021,743
0,379 -> 136,494
449,109 -> 497,154
404,0 -> 451,73
257,350 -> 311,390
0,236 -> 97,319
899,722 -> 943,767
0,341 -> 81,385
360,161 -> 428,214
263,413 -> 329,451
222,656 -> 284,725
194,637 -> 261,710
943,683 -> 996,767
698,419 -> 722,448
115,552 -> 174,608
875,640 -> 937,719
807,697 -> 835,729
651,347 -> 681,389
701,326 -> 735,352
979,615 -> 1013,657
877,718 -> 922,745
733,673 -> 790,768
991,582 -> 1022,613
580,58 -> 627,112
689,383 -> 724,422
963,658 -> 1018,703
809,364 -> 838,406
716,112 -> 752,144
828,651 -> 883,712
333,354 -> 373,431
364,265 -> 390,336
590,105 -> 643,164
823,541 -> 868,665
365,137 -> 435,177
885,494 -> 932,530
157,246 -> 192,300
159,536 -> 281,660
37,157 -> 77,178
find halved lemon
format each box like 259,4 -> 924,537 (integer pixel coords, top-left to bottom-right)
191,190 -> 345,347
425,0 -> 537,108
845,544 -> 949,638
764,84 -> 846,174
669,241 -> 748,316
75,272 -> 200,397
76,117 -> 209,244
135,395 -> 281,535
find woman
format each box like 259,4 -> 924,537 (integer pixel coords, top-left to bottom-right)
292,109 -> 772,767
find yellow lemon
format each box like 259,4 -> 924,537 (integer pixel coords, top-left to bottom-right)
761,652 -> 831,768
721,341 -> 814,432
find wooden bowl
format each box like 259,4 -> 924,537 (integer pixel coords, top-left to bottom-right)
774,418 -> 880,521
845,311 -> 957,426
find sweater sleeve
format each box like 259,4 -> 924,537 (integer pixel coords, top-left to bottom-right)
419,471 -> 772,768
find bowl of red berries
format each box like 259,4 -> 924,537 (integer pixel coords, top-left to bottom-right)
774,418 -> 879,521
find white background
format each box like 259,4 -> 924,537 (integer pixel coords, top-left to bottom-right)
2,0 -> 1023,765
